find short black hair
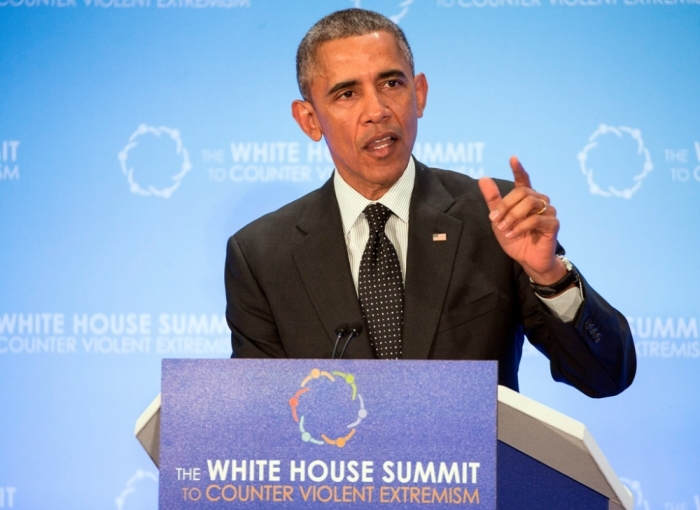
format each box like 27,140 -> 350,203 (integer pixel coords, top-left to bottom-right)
296,8 -> 415,101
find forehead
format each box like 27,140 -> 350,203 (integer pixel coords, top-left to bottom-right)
310,31 -> 410,87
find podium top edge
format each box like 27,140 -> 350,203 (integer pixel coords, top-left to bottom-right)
497,385 -> 586,438
134,393 -> 161,437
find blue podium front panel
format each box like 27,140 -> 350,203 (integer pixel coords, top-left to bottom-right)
159,359 -> 497,509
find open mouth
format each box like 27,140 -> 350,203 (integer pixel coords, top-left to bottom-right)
366,135 -> 396,151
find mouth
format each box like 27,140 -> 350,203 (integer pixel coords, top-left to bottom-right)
364,133 -> 398,152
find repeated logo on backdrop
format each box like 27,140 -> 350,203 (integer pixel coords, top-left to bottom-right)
578,125 -> 653,199
578,126 -> 700,199
115,470 -> 158,510
118,125 -> 191,198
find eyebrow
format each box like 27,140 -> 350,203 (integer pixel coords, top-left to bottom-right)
326,69 -> 409,97
327,79 -> 359,97
377,69 -> 408,81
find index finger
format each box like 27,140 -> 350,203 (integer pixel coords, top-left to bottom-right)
510,156 -> 532,189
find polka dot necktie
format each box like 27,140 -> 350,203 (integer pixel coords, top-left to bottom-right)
358,203 -> 404,359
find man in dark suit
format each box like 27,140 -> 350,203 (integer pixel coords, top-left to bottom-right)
225,8 -> 636,398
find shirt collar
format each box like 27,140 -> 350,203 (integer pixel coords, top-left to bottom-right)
334,157 -> 415,235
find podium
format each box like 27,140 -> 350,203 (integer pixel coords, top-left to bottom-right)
136,359 -> 632,509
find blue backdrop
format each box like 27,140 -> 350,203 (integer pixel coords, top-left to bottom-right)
1,1 -> 699,508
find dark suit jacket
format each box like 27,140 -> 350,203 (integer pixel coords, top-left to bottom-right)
225,161 -> 636,397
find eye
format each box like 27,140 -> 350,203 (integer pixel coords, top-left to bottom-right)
382,78 -> 404,90
338,90 -> 355,100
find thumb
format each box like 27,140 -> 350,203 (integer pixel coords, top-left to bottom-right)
478,177 -> 502,219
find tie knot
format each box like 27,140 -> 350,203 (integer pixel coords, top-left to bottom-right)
364,203 -> 393,234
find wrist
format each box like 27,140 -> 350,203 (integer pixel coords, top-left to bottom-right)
526,257 -> 567,286
529,256 -> 580,298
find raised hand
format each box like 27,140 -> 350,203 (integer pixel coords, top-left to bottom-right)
478,156 -> 566,285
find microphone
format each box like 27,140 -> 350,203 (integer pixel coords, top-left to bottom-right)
338,322 -> 364,360
332,324 -> 349,359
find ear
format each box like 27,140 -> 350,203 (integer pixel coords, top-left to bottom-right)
413,73 -> 428,119
291,100 -> 323,142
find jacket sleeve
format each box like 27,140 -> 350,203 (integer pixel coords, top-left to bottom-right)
518,262 -> 637,398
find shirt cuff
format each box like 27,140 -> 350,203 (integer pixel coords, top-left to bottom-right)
537,286 -> 583,323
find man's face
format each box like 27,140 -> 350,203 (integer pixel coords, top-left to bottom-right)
292,31 -> 427,200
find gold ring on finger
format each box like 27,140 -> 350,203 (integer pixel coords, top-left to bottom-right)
535,199 -> 547,215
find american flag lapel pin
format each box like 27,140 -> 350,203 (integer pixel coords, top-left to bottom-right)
433,233 -> 447,242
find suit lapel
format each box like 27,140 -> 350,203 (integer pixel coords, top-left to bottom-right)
402,162 -> 463,359
291,164 -> 464,360
291,178 -> 375,358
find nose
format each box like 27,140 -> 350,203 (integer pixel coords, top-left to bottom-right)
362,89 -> 391,124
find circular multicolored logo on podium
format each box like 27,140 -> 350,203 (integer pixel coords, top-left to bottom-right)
289,368 -> 367,448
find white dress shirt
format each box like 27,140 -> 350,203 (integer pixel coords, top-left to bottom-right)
333,157 -> 582,323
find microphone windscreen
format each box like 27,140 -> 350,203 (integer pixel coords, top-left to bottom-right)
349,321 -> 364,335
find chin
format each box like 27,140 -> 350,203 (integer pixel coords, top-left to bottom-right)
372,167 -> 405,186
